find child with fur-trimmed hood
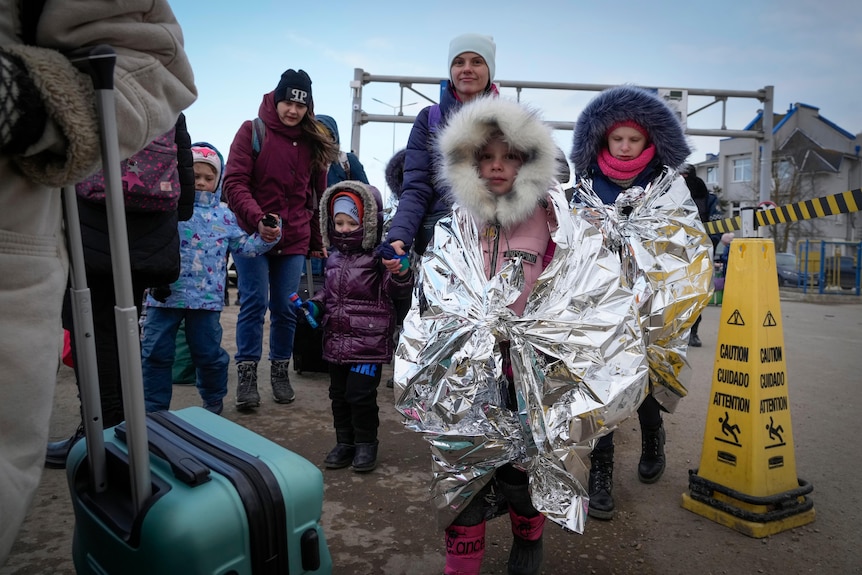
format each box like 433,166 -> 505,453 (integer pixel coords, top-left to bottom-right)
569,85 -> 709,522
432,96 -> 560,575
440,97 -> 561,316
304,181 -> 412,473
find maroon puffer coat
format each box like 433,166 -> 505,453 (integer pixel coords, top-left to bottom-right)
310,181 -> 413,364
222,91 -> 325,255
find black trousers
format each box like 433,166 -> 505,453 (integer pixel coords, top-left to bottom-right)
595,394 -> 663,451
328,362 -> 382,444
692,313 -> 702,335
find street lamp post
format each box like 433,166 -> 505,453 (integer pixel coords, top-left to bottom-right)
372,97 -> 417,154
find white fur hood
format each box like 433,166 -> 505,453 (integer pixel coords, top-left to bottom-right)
436,97 -> 558,228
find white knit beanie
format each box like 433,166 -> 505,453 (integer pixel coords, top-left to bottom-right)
448,33 -> 496,86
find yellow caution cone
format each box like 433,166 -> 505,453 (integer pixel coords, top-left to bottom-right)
681,238 -> 815,537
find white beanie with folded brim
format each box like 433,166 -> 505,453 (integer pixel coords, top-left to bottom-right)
448,33 -> 496,87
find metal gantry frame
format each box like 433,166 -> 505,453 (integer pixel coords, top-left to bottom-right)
349,68 -> 775,203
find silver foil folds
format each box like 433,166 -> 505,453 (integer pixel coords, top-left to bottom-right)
394,175 -> 711,533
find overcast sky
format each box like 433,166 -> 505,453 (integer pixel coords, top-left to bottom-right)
171,0 -> 861,199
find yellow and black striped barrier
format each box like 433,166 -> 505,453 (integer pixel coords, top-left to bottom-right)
705,188 -> 862,236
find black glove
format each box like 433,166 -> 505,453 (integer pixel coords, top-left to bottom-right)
0,50 -> 47,154
149,285 -> 172,303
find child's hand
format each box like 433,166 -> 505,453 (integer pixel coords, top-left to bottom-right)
377,242 -> 409,273
302,301 -> 319,319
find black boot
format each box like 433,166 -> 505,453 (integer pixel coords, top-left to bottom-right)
588,447 -> 615,520
271,359 -> 295,404
497,477 -> 545,575
688,332 -> 702,347
638,423 -> 666,484
235,360 -> 260,410
45,423 -> 85,469
324,429 -> 355,470
352,441 -> 378,473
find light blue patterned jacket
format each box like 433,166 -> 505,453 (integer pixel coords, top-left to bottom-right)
146,143 -> 276,311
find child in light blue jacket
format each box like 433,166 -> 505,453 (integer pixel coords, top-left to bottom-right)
142,142 -> 279,415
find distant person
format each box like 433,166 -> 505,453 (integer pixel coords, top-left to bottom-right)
382,33 -> 499,274
0,1 -> 196,564
141,143 -> 279,416
309,114 -> 369,275
384,148 -> 407,205
316,115 -> 370,187
382,148 -> 410,389
222,69 -> 338,411
570,85 -> 709,520
717,232 -> 734,267
680,163 -> 721,346
301,182 -> 412,472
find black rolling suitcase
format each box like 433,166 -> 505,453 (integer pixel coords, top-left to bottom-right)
63,46 -> 332,574
293,259 -> 329,374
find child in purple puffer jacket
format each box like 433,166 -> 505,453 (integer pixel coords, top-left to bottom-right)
303,181 -> 413,472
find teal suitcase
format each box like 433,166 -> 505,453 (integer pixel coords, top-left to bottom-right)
67,407 -> 332,574
61,46 -> 331,575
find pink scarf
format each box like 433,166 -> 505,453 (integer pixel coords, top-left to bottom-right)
597,143 -> 656,181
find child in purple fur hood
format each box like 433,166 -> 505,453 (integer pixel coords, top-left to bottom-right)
304,180 -> 413,473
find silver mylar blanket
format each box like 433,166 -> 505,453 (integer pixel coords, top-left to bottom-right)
574,168 -> 714,412
393,174 -> 712,533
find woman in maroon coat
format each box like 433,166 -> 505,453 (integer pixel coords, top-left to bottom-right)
304,181 -> 412,472
222,69 -> 338,411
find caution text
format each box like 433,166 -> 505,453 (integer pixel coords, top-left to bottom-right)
713,392 -> 751,413
760,396 -> 789,413
760,346 -> 783,363
716,368 -> 750,387
719,344 -> 749,362
760,371 -> 785,388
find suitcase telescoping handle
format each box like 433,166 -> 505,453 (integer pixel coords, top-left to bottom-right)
68,45 -> 152,512
62,183 -> 107,492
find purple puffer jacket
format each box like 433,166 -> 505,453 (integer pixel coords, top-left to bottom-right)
310,181 -> 413,364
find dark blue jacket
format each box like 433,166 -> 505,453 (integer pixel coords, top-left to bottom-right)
315,115 -> 369,187
385,86 -> 462,249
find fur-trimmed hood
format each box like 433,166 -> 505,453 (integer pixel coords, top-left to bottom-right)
385,148 -> 407,199
319,180 -> 383,250
436,97 -> 558,229
570,85 -> 691,174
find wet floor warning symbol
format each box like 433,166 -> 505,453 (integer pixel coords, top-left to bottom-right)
681,238 -> 815,538
727,310 -> 745,326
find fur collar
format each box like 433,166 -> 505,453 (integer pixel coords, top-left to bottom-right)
319,180 -> 382,250
436,97 -> 558,229
570,85 -> 691,174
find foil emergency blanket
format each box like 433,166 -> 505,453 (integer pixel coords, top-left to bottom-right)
574,168 -> 714,413
394,186 -> 648,533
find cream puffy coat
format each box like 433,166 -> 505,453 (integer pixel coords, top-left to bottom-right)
0,1 -> 196,563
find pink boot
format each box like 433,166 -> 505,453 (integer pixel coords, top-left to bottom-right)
508,510 -> 546,575
444,522 -> 486,575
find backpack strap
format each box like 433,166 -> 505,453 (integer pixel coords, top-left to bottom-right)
427,104 -> 442,134
251,117 -> 265,160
